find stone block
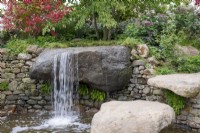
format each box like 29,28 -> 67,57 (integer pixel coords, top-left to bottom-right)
132,60 -> 145,66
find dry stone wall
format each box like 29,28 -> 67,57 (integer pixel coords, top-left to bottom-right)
0,46 -> 52,116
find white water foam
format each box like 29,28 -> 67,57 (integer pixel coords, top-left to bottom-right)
11,116 -> 90,133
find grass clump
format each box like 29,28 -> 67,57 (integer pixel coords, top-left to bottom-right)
79,84 -> 106,102
5,38 -> 122,55
40,83 -> 51,95
164,90 -> 186,114
122,37 -> 144,48
155,66 -> 176,75
0,81 -> 9,91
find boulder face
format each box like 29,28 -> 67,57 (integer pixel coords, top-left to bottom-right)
148,73 -> 200,98
176,45 -> 199,56
91,100 -> 175,133
30,46 -> 132,92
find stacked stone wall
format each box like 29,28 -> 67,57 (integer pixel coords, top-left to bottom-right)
0,47 -> 51,115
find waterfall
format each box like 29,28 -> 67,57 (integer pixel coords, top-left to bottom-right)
53,52 -> 78,117
9,52 -> 90,132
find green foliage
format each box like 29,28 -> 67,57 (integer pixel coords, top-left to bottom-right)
164,90 -> 186,114
159,33 -> 179,61
40,83 -> 51,95
122,37 -> 144,48
174,7 -> 200,39
0,82 -> 9,91
167,7 -> 200,50
66,0 -> 183,40
6,39 -> 30,54
79,85 -> 89,96
90,89 -> 106,102
5,38 -> 122,54
155,66 -> 176,75
124,13 -> 169,46
149,46 -> 162,60
175,30 -> 200,50
0,31 -> 10,45
79,84 -> 106,102
176,55 -> 200,73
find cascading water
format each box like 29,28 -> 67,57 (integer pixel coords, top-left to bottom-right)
46,52 -> 80,127
53,52 -> 78,117
9,52 -> 90,133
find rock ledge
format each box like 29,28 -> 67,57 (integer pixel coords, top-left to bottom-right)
148,73 -> 200,98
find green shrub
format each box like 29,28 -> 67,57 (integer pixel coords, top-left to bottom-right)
164,90 -> 186,114
174,7 -> 200,39
6,39 -> 30,54
149,46 -> 162,60
122,37 -> 144,48
0,31 -> 10,45
176,55 -> 200,73
40,83 -> 51,95
159,33 -> 179,62
79,84 -> 106,102
0,82 -> 9,91
156,66 -> 176,75
124,13 -> 168,46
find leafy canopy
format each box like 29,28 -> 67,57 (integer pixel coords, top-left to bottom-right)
67,0 -> 186,29
0,0 -> 71,36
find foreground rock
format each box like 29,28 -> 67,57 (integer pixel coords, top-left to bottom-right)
91,100 -> 175,133
148,73 -> 200,98
30,46 -> 132,92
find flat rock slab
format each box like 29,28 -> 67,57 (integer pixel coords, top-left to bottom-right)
91,100 -> 175,133
30,46 -> 132,92
148,73 -> 200,98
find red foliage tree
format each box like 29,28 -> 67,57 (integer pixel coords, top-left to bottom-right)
196,0 -> 200,5
0,0 -> 71,36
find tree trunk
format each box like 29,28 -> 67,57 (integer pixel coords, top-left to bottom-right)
93,13 -> 100,40
103,27 -> 112,41
108,29 -> 111,40
103,27 -> 108,41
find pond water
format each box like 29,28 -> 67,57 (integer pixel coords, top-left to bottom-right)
0,110 -> 196,133
0,111 -> 92,133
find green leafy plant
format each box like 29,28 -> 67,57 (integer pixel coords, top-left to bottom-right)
0,81 -> 9,91
176,55 -> 200,73
79,85 -> 89,96
149,46 -> 162,60
164,90 -> 186,114
156,66 -> 176,75
124,13 -> 169,46
79,84 -> 106,102
122,37 -> 144,48
6,39 -> 30,54
90,89 -> 106,102
40,83 -> 51,95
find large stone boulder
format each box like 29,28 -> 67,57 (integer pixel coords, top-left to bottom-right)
148,73 -> 200,98
176,45 -> 199,56
30,46 -> 132,92
91,100 -> 175,133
